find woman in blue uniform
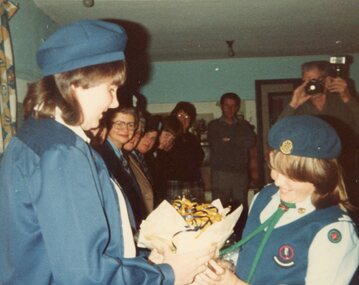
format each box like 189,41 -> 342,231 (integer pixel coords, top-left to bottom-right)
193,115 -> 359,285
0,19 -> 211,285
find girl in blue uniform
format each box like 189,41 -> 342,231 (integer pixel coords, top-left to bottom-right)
0,19 -> 211,285
193,115 -> 359,285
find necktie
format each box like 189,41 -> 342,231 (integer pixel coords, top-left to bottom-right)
220,201 -> 296,283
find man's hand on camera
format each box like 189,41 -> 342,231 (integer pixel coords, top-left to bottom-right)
326,76 -> 351,103
289,81 -> 311,109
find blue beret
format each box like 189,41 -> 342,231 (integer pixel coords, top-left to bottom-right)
268,115 -> 341,159
37,19 -> 127,76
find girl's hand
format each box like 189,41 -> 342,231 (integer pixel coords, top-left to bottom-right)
192,259 -> 248,285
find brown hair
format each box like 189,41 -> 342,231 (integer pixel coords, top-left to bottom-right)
160,115 -> 182,137
220,92 -> 241,106
103,106 -> 139,131
23,61 -> 126,126
88,117 -> 108,147
170,101 -> 197,126
268,150 -> 351,210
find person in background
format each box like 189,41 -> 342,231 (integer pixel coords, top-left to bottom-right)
147,115 -> 182,206
208,92 -> 256,236
279,60 -> 359,227
123,117 -> 155,215
94,106 -> 147,230
165,101 -> 205,202
279,60 -> 359,133
134,114 -> 162,185
0,19 -> 212,285
194,115 -> 359,285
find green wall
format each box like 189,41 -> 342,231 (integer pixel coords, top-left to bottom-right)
8,1 -> 359,104
141,54 -> 359,103
9,0 -> 58,81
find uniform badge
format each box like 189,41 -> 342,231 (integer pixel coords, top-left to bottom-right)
328,229 -> 342,243
273,244 -> 295,268
297,207 -> 306,214
280,139 -> 293,155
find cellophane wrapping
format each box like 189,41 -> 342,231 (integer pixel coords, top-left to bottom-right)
137,198 -> 242,255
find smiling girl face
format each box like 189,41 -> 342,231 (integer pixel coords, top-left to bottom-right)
270,168 -> 315,203
268,150 -> 317,203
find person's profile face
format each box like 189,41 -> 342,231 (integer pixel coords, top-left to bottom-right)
159,130 -> 175,151
74,80 -> 119,130
221,98 -> 239,120
270,168 -> 315,203
137,131 -> 158,154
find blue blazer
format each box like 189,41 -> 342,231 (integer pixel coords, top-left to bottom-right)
0,118 -> 174,285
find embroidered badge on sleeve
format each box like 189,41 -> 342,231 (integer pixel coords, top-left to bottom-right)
328,228 -> 342,243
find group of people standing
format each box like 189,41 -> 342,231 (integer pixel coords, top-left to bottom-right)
88,100 -> 206,231
1,18 -> 358,285
90,91 -> 258,240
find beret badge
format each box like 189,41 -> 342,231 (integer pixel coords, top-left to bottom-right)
280,139 -> 293,154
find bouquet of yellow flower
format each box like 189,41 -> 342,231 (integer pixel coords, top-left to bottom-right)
137,197 -> 242,255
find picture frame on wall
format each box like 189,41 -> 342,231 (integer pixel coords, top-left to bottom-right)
255,78 -> 302,185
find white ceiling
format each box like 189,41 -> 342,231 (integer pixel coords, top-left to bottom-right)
33,0 -> 359,62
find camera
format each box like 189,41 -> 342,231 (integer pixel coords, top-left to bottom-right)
305,79 -> 324,95
330,56 -> 350,78
304,56 -> 351,95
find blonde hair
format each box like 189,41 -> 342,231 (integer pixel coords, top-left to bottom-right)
23,61 -> 126,126
268,150 -> 351,210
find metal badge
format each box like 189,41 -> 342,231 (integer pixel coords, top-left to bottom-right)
280,139 -> 293,155
297,208 -> 306,214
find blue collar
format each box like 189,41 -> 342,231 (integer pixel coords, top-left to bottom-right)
107,138 -> 123,159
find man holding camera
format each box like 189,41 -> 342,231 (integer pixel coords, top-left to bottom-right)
279,60 -> 359,227
280,60 -> 359,129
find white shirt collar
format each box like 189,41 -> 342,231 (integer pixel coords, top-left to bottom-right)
54,107 -> 90,143
271,191 -> 316,212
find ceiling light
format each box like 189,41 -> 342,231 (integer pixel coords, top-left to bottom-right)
226,40 -> 235,57
83,0 -> 94,8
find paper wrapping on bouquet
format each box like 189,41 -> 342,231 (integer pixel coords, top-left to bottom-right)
137,199 -> 243,254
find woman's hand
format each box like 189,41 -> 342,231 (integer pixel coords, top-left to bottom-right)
157,244 -> 215,285
148,248 -> 164,264
192,259 -> 249,285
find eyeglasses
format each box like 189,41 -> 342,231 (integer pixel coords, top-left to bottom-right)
112,120 -> 136,130
177,113 -> 190,119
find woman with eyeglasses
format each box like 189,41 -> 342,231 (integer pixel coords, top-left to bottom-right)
94,106 -> 147,230
165,101 -> 205,202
